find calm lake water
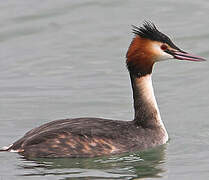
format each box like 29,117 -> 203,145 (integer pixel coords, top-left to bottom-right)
0,0 -> 209,179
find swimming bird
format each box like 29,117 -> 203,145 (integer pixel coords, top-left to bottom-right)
0,22 -> 205,158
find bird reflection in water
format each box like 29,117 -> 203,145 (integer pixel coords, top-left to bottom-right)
18,145 -> 167,179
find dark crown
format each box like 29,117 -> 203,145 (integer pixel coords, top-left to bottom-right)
132,21 -> 180,50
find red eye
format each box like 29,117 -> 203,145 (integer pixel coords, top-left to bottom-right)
161,44 -> 168,50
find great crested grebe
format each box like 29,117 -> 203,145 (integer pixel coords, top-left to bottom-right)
0,22 -> 205,158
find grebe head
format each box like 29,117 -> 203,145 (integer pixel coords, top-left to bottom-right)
126,21 -> 206,76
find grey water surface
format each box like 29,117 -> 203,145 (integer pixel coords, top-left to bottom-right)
0,0 -> 209,179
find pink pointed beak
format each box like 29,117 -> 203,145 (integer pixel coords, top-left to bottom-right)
173,51 -> 206,62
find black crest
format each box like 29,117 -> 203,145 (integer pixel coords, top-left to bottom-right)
132,21 -> 180,50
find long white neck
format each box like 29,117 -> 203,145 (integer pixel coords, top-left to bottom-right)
130,73 -> 168,139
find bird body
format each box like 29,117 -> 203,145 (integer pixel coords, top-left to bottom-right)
8,118 -> 166,157
1,22 -> 205,158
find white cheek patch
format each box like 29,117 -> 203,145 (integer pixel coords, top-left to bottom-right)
152,43 -> 173,61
